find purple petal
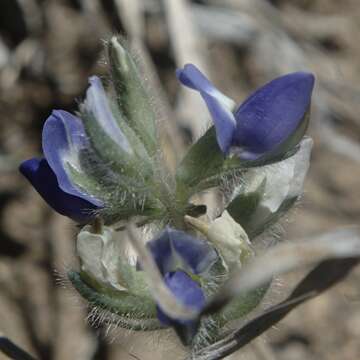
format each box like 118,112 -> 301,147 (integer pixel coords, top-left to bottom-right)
177,64 -> 236,153
156,270 -> 204,339
147,227 -> 218,275
146,230 -> 173,275
169,228 -> 218,274
84,76 -> 131,153
42,110 -> 103,208
19,158 -> 100,222
233,72 -> 315,159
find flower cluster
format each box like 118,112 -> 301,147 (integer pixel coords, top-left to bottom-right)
20,37 -> 314,351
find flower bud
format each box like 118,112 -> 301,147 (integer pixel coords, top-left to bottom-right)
76,225 -> 127,291
108,37 -> 157,156
185,211 -> 254,269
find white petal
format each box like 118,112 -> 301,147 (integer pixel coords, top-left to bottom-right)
241,138 -> 313,225
185,211 -> 253,270
208,211 -> 253,268
261,138 -> 312,211
76,225 -> 128,291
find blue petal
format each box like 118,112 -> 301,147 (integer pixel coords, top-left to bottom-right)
146,230 -> 173,275
177,64 -> 236,153
169,228 -> 218,274
147,227 -> 217,275
42,110 -> 103,208
156,270 -> 204,339
233,72 -> 315,159
19,158 -> 100,223
84,76 -> 132,153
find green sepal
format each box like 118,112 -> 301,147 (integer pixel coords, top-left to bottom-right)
227,177 -> 298,240
226,179 -> 266,239
199,240 -> 268,324
115,257 -> 154,298
251,197 -> 297,239
218,283 -> 270,325
62,116 -> 164,225
67,151 -> 163,225
191,259 -> 269,352
191,257 -> 229,351
108,37 -> 158,157
68,270 -> 163,331
175,127 -> 225,197
226,184 -> 264,225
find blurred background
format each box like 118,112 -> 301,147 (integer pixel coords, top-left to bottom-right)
0,0 -> 360,359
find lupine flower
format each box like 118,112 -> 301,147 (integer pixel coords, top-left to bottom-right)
20,110 -> 103,223
146,228 -> 218,342
74,224 -> 217,340
176,64 -> 315,160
